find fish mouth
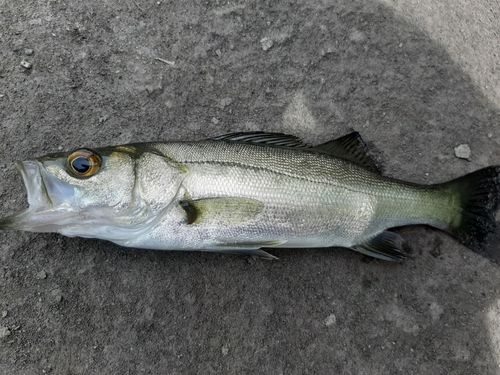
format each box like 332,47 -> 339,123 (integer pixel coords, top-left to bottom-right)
20,160 -> 52,208
0,160 -> 77,232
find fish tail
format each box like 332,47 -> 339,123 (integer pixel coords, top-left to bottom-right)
441,166 -> 500,251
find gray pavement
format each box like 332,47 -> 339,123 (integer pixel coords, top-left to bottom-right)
1,1 -> 500,374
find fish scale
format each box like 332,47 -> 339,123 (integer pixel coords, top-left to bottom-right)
1,132 -> 499,261
124,140 -> 449,250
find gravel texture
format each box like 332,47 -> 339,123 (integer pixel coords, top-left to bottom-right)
1,1 -> 500,374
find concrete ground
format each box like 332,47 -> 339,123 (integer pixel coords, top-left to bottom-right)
1,0 -> 500,374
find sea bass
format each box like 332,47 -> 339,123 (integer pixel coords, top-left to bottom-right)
1,132 -> 499,261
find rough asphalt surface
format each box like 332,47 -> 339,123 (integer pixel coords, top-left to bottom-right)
1,1 -> 500,374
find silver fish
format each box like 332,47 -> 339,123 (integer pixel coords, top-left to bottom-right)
1,132 -> 499,261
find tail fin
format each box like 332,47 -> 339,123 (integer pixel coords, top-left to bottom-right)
442,166 -> 500,252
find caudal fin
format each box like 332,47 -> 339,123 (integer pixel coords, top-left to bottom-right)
442,166 -> 500,252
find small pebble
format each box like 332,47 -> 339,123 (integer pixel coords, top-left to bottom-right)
50,289 -> 63,303
324,314 -> 337,326
211,117 -> 219,125
36,270 -> 47,280
215,49 -> 222,57
454,144 -> 471,160
25,48 -> 34,56
260,37 -> 274,51
218,97 -> 233,109
0,326 -> 10,339
1,311 -> 7,318
20,60 -> 32,69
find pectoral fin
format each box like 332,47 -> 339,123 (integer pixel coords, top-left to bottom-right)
352,231 -> 407,261
179,197 -> 264,226
205,240 -> 286,259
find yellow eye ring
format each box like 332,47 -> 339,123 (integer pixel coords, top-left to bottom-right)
67,149 -> 102,178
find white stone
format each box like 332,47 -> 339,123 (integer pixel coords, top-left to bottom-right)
454,144 -> 471,159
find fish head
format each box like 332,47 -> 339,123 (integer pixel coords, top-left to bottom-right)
0,145 -> 160,241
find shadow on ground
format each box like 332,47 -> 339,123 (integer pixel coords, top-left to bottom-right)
1,1 -> 500,374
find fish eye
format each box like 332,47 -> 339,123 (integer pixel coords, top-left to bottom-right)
67,149 -> 102,178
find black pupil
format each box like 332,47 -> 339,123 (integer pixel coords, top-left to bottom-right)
72,156 -> 90,173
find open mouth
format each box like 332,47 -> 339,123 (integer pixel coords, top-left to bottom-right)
17,160 -> 52,209
0,160 -> 76,231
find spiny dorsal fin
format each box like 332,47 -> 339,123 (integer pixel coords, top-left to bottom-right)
211,132 -> 309,148
314,132 -> 380,173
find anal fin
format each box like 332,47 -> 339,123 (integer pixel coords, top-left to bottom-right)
352,231 -> 407,261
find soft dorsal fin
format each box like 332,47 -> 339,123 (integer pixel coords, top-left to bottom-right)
211,132 -> 309,148
314,132 -> 380,173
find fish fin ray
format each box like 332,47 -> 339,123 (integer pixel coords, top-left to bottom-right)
314,132 -> 380,173
352,231 -> 407,261
211,132 -> 310,148
204,241 -> 284,260
179,197 -> 264,225
179,200 -> 198,224
208,249 -> 279,260
440,166 -> 500,256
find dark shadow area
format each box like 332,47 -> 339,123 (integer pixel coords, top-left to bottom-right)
1,1 -> 500,374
